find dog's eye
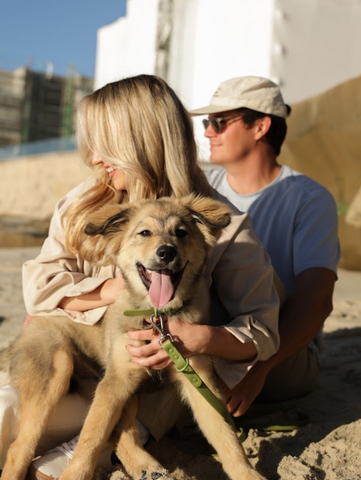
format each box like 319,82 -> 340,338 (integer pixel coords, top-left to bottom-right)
138,230 -> 151,237
175,228 -> 188,238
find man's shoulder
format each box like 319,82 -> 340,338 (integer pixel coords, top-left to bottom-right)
281,165 -> 325,188
278,166 -> 334,200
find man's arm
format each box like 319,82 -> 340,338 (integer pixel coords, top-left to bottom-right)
225,267 -> 336,416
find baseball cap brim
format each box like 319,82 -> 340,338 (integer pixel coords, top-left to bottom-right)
190,104 -> 242,116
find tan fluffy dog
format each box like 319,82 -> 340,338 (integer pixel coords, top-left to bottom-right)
2,195 -> 265,480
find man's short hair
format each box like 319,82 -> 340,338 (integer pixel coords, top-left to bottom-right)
237,107 -> 291,157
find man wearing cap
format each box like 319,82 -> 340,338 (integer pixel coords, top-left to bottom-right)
190,76 -> 340,416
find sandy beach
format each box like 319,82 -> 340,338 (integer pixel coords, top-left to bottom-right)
1,246 -> 361,480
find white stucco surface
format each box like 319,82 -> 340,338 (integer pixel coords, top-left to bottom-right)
94,0 -> 361,161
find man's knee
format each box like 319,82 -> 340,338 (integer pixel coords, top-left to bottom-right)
257,347 -> 320,402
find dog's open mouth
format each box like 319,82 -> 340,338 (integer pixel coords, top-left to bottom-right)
137,263 -> 185,308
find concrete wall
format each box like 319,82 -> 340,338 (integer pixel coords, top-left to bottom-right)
94,0 -> 159,90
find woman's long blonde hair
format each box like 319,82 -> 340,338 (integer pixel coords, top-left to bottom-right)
64,74 -> 210,255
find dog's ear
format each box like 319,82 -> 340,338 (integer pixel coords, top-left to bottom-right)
80,204 -> 132,266
85,204 -> 131,236
182,194 -> 232,233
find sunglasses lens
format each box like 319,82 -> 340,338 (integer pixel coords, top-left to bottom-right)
202,119 -> 210,131
210,118 -> 221,133
203,118 -> 221,133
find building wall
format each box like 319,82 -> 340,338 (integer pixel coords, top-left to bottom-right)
94,0 -> 361,103
168,0 -> 276,158
95,0 -> 277,157
94,0 -> 361,158
0,68 -> 26,146
95,0 -> 159,90
0,68 -> 93,146
273,0 -> 361,103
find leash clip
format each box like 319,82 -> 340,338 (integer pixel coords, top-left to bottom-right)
149,313 -> 174,347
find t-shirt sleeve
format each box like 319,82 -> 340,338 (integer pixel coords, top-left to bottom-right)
293,190 -> 340,277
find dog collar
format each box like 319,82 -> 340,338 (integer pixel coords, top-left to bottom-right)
123,306 -> 183,317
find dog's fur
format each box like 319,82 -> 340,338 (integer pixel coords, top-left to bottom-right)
2,195 -> 265,480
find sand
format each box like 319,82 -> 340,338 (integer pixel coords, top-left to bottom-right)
1,246 -> 361,480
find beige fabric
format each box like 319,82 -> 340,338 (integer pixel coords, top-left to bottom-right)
22,177 -> 280,389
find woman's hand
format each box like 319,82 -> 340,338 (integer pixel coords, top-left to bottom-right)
126,327 -> 174,369
101,271 -> 126,303
126,318 -> 211,370
22,315 -> 32,331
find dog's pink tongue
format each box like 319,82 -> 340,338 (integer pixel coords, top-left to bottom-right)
149,270 -> 174,308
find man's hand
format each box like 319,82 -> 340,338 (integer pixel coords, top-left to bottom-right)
223,362 -> 270,417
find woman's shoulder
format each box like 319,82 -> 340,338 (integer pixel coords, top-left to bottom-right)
208,186 -> 243,216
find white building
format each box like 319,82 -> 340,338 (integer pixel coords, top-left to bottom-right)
95,0 -> 361,159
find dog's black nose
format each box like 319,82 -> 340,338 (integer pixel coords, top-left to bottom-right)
156,245 -> 177,263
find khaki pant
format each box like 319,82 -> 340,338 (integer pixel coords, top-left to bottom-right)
258,346 -> 320,402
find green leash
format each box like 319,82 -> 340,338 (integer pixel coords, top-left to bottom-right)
124,306 -> 183,318
160,338 -> 235,428
124,308 -> 236,430
124,308 -> 308,442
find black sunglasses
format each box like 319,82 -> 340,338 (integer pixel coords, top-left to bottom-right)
202,114 -> 242,133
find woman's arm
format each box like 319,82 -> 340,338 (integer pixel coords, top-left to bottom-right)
58,272 -> 125,311
22,179 -> 120,324
127,320 -> 257,369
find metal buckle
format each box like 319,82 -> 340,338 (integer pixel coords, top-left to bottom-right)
149,313 -> 174,347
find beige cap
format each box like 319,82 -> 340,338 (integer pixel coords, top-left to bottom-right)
190,76 -> 288,119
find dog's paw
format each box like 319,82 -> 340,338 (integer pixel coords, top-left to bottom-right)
139,469 -> 170,480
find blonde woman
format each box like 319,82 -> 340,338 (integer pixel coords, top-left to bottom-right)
0,75 -> 280,479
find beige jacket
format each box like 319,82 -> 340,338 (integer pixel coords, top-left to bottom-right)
23,178 -> 280,389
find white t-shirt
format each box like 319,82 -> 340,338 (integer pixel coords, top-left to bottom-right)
206,165 -> 340,296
